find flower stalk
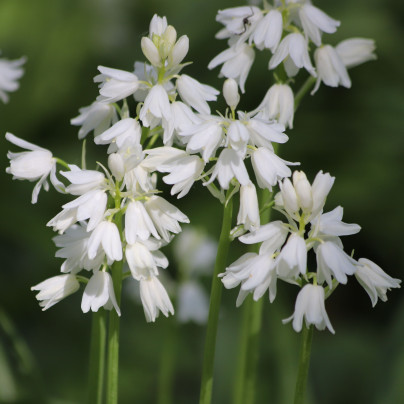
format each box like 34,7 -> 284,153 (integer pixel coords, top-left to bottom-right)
199,195 -> 234,404
293,325 -> 314,404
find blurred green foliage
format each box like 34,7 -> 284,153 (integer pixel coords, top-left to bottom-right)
0,0 -> 403,403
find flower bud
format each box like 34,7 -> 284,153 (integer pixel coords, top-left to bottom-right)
141,36 -> 161,66
293,171 -> 313,213
223,78 -> 240,109
279,178 -> 299,217
169,35 -> 189,67
160,25 -> 177,59
108,153 -> 125,181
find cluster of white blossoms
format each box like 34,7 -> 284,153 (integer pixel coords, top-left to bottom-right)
220,171 -> 401,333
0,53 -> 25,103
5,2 -> 398,334
209,0 -> 376,128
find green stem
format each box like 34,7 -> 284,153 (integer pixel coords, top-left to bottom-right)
87,309 -> 107,404
294,76 -> 316,112
293,325 -> 314,404
157,319 -> 177,404
233,188 -> 272,404
199,196 -> 234,404
106,205 -> 124,404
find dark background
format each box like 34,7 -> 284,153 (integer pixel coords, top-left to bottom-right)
1,0 -> 403,403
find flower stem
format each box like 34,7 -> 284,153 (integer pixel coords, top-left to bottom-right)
199,196 -> 234,404
294,325 -> 314,404
294,76 -> 316,112
233,188 -> 272,404
106,207 -> 124,404
87,309 -> 107,404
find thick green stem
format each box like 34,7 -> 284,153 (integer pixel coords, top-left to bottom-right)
294,325 -> 314,404
157,319 -> 177,404
106,260 -> 123,404
87,309 -> 107,404
199,197 -> 234,404
233,188 -> 272,404
106,206 -> 124,404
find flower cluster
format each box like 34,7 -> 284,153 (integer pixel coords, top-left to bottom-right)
221,171 -> 400,332
209,1 -> 376,128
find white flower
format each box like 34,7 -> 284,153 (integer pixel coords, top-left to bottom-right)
237,182 -> 260,231
336,38 -> 376,69
177,281 -> 209,324
126,239 -> 168,280
227,120 -> 250,153
47,189 -> 107,233
176,74 -> 219,114
312,45 -> 351,94
53,224 -> 105,273
316,241 -> 357,288
5,132 -> 63,204
71,101 -> 117,139
206,148 -> 250,190
94,66 -> 139,103
179,119 -> 223,163
61,165 -> 106,196
215,6 -> 262,38
208,42 -> 255,93
299,4 -> 340,46
221,251 -> 278,306
88,221 -> 122,264
139,84 -> 172,128
223,78 -> 240,109
157,154 -> 205,198
141,37 -> 162,66
168,35 -> 189,67
251,147 -> 293,190
145,196 -> 189,242
125,200 -> 160,244
253,84 -> 295,129
139,276 -> 174,322
149,14 -> 168,37
81,271 -> 121,315
276,233 -> 307,279
94,118 -> 141,150
31,274 -> 80,311
355,258 -> 401,307
249,9 -> 283,52
311,206 -> 361,237
0,55 -> 25,103
239,220 -> 288,253
283,284 -> 334,333
269,33 -> 316,77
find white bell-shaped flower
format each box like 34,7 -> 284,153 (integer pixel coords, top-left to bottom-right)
312,45 -> 351,94
177,281 -> 209,324
336,38 -> 376,69
139,276 -> 174,322
253,84 -> 295,129
237,182 -> 260,231
276,233 -> 307,279
61,165 -> 106,196
355,258 -> 401,307
316,241 -> 357,287
71,101 -> 117,139
206,148 -> 250,190
299,4 -> 340,46
31,274 -> 80,311
145,196 -> 189,242
0,55 -> 25,103
249,9 -> 283,52
5,132 -> 63,204
139,84 -> 172,127
208,42 -> 255,93
283,284 -> 334,333
94,66 -> 139,103
87,221 -> 122,264
177,74 -> 219,114
269,33 -> 316,77
94,118 -> 141,150
81,271 -> 121,315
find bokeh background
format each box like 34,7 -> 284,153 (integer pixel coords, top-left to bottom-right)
1,0 -> 403,403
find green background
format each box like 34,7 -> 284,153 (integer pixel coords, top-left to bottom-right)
0,0 -> 403,403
